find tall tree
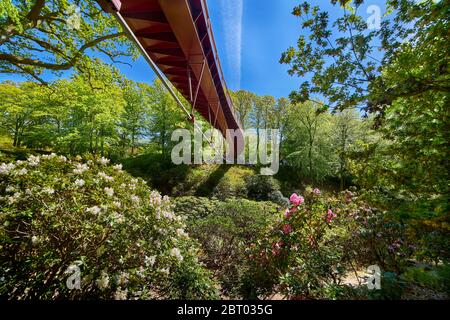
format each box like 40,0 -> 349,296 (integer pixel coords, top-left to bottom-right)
230,89 -> 255,130
274,97 -> 290,151
280,0 -> 449,117
146,79 -> 187,157
120,80 -> 150,154
53,61 -> 125,155
0,0 -> 135,83
283,102 -> 334,182
0,80 -> 45,147
332,109 -> 365,190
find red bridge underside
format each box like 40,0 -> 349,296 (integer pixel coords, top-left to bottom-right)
99,0 -> 242,137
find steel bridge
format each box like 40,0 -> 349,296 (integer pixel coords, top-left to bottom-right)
98,0 -> 243,145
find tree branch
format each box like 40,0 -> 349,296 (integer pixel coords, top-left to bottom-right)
343,7 -> 373,82
27,0 -> 47,26
0,32 -> 125,71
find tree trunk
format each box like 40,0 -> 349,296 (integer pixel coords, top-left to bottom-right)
13,117 -> 19,147
131,130 -> 135,155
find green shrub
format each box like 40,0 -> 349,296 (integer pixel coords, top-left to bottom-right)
174,196 -> 279,298
210,166 -> 251,200
173,196 -> 220,220
268,190 -> 290,207
322,283 -> 362,300
0,155 -> 218,299
246,175 -> 281,201
368,272 -> 406,300
401,264 -> 450,295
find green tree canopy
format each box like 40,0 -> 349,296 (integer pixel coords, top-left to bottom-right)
0,0 -> 135,83
280,0 -> 449,116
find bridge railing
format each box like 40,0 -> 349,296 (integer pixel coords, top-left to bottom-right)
199,0 -> 241,129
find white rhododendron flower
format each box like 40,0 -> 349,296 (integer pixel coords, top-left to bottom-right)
160,267 -> 170,275
7,192 -> 21,204
112,201 -> 121,208
98,172 -> 114,182
104,187 -> 114,197
176,228 -> 188,237
41,153 -> 56,160
170,248 -> 183,262
16,168 -> 28,176
131,195 -> 140,204
113,164 -> 123,171
96,271 -> 109,290
149,190 -> 162,206
5,185 -> 15,193
86,206 -> 101,215
144,255 -> 156,267
116,272 -> 129,286
97,157 -> 110,165
163,211 -> 174,220
136,266 -> 145,278
73,163 -> 89,175
110,212 -> 124,224
114,288 -> 128,300
42,187 -> 55,195
74,179 -> 85,187
0,163 -> 15,175
27,155 -> 40,167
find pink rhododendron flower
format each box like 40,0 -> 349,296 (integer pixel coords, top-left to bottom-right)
282,224 -> 292,234
289,193 -> 304,206
326,209 -> 337,223
313,188 -> 321,195
272,241 -> 283,255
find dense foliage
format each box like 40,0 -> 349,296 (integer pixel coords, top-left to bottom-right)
0,64 -> 188,157
0,0 -> 135,83
174,197 -> 279,298
0,155 -> 218,299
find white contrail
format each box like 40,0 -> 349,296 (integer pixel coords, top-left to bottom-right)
219,0 -> 243,89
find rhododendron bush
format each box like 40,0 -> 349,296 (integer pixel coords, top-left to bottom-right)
0,155 -> 218,299
243,188 -> 348,298
243,187 -> 418,299
243,188 -> 368,298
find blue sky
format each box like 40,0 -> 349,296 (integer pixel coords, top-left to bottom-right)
209,0 -> 387,98
0,0 -> 389,99
210,0 -> 300,97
